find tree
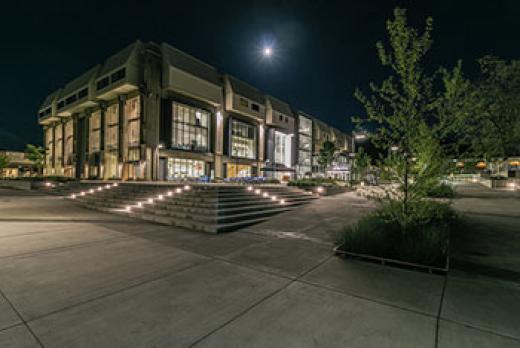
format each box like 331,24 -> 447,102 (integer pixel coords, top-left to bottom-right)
0,153 -> 9,177
354,146 -> 371,181
25,144 -> 45,175
354,8 -> 443,226
318,140 -> 336,170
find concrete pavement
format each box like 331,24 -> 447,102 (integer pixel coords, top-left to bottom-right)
0,187 -> 518,347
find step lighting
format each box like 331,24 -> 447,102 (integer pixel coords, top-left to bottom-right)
125,206 -> 132,212
176,188 -> 182,193
80,191 -> 86,196
89,189 -> 94,193
280,199 -> 286,204
184,185 -> 191,190
247,186 -> 253,191
167,191 -> 173,196
71,194 -> 76,199
254,189 -> 261,194
262,192 -> 268,197
316,186 -> 324,193
271,196 -> 277,201
157,195 -> 164,200
113,183 -> 118,187
147,198 -> 154,204
97,187 -> 103,191
105,184 -> 111,189
45,182 -> 52,187
137,202 -> 143,208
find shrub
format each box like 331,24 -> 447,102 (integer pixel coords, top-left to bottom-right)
288,178 -> 337,187
425,183 -> 455,198
338,200 -> 457,268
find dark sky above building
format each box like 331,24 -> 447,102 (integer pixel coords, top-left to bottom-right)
1,0 -> 519,150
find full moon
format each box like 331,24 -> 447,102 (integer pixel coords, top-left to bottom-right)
263,47 -> 272,57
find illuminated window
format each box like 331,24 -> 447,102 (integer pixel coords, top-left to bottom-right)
125,97 -> 141,161
89,111 -> 101,153
171,102 -> 210,152
231,119 -> 256,159
105,104 -> 119,152
55,124 -> 63,166
299,115 -> 312,136
167,158 -> 205,179
227,164 -> 252,178
274,131 -> 292,167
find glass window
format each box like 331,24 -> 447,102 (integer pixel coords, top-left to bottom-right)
274,131 -> 292,167
227,164 -> 252,178
299,134 -> 312,151
299,115 -> 312,136
167,158 -> 205,179
231,119 -> 256,159
124,97 -> 141,161
45,127 -> 54,167
89,111 -> 101,153
171,102 -> 211,152
251,103 -> 259,112
105,104 -> 119,152
239,98 -> 249,108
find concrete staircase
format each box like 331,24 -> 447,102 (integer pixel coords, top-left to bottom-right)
61,183 -> 318,233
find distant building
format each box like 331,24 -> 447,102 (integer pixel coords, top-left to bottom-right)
0,150 -> 34,178
38,41 -> 351,181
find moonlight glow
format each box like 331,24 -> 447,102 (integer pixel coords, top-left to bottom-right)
263,46 -> 272,57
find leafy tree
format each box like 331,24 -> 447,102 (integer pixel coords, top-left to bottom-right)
354,146 -> 371,181
318,140 -> 336,169
0,153 -> 9,177
25,144 -> 45,174
354,8 -> 445,221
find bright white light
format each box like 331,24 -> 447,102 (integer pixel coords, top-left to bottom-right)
71,194 -> 76,199
316,186 -> 324,193
45,182 -> 51,187
176,188 -> 182,193
247,186 -> 253,191
80,192 -> 86,196
126,206 -> 131,212
255,189 -> 261,194
280,199 -> 286,204
113,183 -> 118,187
157,195 -> 164,200
89,189 -> 94,193
263,46 -> 272,57
271,196 -> 277,201
97,187 -> 102,191
167,191 -> 173,196
147,198 -> 154,204
105,184 -> 111,189
184,185 -> 191,190
137,202 -> 143,207
262,192 -> 268,197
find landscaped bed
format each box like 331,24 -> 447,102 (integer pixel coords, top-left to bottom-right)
336,200 -> 458,272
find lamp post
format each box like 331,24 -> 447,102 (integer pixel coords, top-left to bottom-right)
351,132 -> 367,182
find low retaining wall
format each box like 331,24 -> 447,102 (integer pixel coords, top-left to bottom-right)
0,180 -> 32,190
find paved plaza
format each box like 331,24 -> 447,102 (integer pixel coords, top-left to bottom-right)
0,185 -> 518,347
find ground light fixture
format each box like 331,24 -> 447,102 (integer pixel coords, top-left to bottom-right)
137,202 -> 143,208
176,188 -> 182,193
167,191 -> 173,196
184,185 -> 191,190
247,186 -> 253,191
262,192 -> 269,197
147,198 -> 154,204
71,194 -> 76,199
271,196 -> 277,201
113,183 -> 118,187
157,195 -> 164,200
255,189 -> 261,194
89,189 -> 94,193
97,187 -> 103,191
316,186 -> 324,193
80,192 -> 86,196
126,206 -> 132,212
280,199 -> 286,204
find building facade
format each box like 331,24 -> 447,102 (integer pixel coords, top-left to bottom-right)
38,41 -> 350,181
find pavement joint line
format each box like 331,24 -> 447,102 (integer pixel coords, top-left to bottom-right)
296,277 -> 440,320
434,274 -> 448,348
23,258 -> 212,325
188,254 -> 335,348
0,287 -> 45,347
0,218 -> 133,223
438,318 -> 520,342
0,235 -> 132,261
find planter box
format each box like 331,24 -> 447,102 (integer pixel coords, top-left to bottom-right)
333,245 -> 449,274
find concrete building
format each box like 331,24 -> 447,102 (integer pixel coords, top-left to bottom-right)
38,41 -> 350,181
0,150 -> 35,178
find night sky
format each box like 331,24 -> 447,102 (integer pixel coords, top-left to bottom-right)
1,0 -> 520,150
